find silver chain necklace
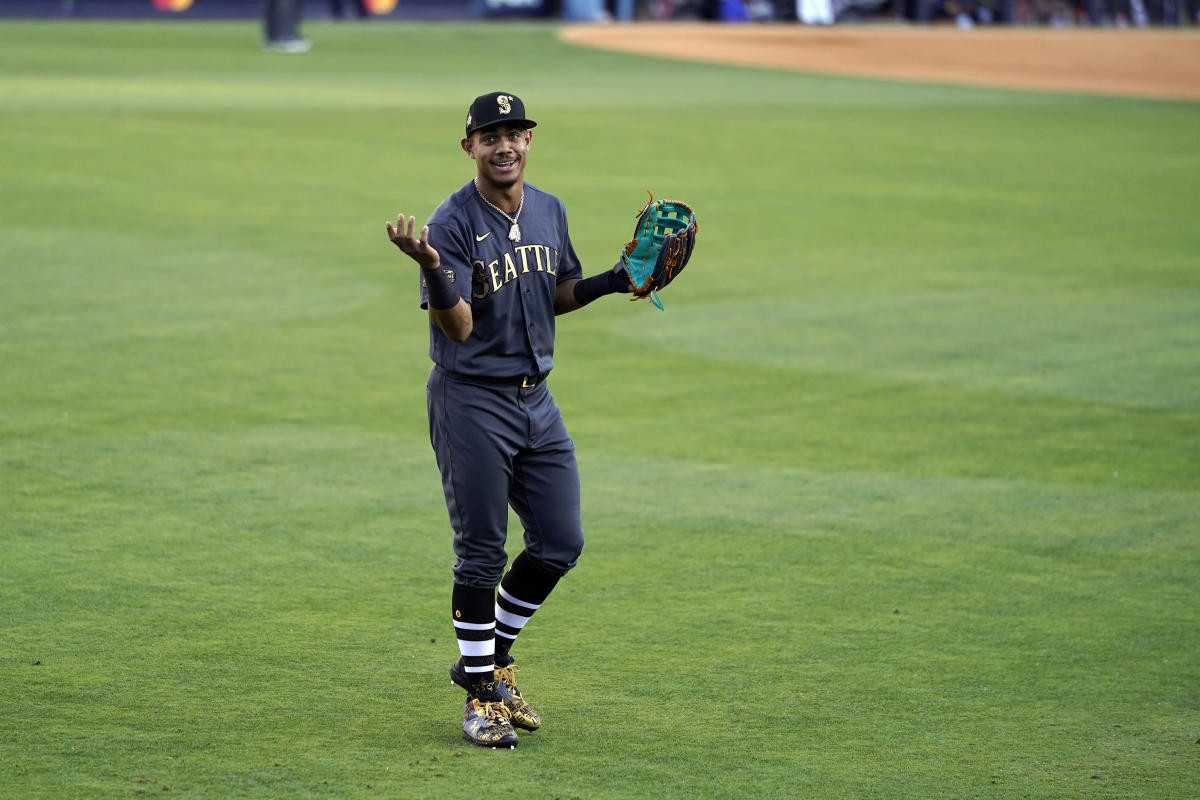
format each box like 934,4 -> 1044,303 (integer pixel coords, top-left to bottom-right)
474,179 -> 525,243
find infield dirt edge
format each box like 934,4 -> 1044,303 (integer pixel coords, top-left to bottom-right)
560,24 -> 1200,101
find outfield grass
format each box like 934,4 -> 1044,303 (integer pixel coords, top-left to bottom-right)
1,20 -> 1197,799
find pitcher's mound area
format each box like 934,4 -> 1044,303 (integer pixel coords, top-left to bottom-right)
560,24 -> 1200,101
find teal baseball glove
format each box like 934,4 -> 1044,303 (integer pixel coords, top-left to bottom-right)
619,192 -> 698,310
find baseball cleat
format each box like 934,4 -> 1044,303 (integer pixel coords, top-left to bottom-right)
462,697 -> 518,748
493,661 -> 541,731
449,656 -> 484,693
450,656 -> 541,731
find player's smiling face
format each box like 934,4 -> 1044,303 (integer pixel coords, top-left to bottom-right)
464,124 -> 532,189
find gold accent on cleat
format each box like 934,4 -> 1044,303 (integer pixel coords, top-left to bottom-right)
462,697 -> 518,748
494,663 -> 541,731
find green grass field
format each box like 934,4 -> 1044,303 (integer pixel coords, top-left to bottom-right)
2,19 -> 1197,799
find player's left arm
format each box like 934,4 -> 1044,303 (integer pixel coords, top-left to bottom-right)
552,213 -> 630,315
554,262 -> 631,315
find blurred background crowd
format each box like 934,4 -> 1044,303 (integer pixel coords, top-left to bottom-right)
5,0 -> 1198,25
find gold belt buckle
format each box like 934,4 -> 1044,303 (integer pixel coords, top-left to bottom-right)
521,376 -> 536,388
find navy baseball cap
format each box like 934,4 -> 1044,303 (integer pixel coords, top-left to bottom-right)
465,91 -> 537,137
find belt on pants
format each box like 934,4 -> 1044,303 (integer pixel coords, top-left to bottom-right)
441,368 -> 546,389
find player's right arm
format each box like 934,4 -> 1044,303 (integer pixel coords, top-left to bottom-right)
426,288 -> 472,343
386,214 -> 473,342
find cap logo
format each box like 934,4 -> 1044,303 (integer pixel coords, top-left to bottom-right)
497,95 -> 513,115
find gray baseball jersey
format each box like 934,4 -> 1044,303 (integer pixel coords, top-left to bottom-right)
420,180 -> 583,379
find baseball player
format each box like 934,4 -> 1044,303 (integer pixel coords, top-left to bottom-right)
261,0 -> 310,52
386,92 -> 634,747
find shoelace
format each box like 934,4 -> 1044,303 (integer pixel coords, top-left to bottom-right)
477,700 -> 512,724
494,664 -> 520,694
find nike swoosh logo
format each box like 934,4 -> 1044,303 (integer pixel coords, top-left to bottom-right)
475,232 -> 491,242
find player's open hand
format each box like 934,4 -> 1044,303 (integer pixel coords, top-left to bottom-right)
386,213 -> 440,270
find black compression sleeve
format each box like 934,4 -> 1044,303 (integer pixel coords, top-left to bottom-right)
423,266 -> 460,310
572,266 -> 630,307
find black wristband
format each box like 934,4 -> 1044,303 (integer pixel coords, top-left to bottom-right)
573,266 -> 630,307
423,266 -> 460,311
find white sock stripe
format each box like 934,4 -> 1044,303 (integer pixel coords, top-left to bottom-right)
452,620 -> 495,631
457,639 -> 495,657
495,606 -> 530,629
498,585 -> 540,611
494,629 -> 517,640
463,664 -> 494,673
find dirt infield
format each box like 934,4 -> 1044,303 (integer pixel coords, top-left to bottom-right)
560,24 -> 1200,101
